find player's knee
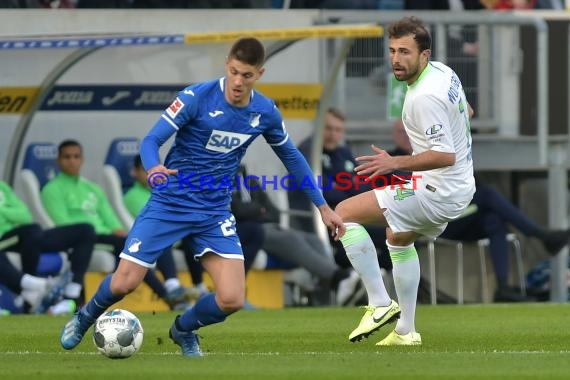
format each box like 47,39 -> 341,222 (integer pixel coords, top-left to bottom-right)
110,281 -> 137,296
216,292 -> 244,312
387,232 -> 415,247
110,274 -> 140,296
335,200 -> 349,218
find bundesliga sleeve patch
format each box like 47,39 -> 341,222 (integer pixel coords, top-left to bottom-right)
166,97 -> 185,119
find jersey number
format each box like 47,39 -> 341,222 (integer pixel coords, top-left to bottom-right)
220,216 -> 237,237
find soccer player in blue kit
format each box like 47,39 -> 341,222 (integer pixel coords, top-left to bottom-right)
60,37 -> 345,357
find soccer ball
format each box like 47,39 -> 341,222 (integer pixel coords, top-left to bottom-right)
93,309 -> 144,359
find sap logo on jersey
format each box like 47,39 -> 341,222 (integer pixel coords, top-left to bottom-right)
166,97 -> 184,119
206,130 -> 251,153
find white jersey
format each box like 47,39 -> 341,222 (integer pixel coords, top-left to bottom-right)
402,61 -> 475,204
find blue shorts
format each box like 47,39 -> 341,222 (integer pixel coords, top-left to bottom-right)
119,206 -> 243,268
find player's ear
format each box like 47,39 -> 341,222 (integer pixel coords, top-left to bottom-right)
257,67 -> 265,79
421,49 -> 431,64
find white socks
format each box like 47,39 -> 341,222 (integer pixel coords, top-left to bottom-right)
340,223 -> 391,307
20,289 -> 43,308
164,278 -> 182,293
387,241 -> 420,335
64,282 -> 82,299
20,274 -> 47,291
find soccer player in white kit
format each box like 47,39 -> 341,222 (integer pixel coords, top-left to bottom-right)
335,16 -> 475,346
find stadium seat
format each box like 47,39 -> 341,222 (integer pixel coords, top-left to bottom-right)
425,233 -> 525,304
20,143 -> 59,229
478,233 -> 526,300
19,142 -> 115,273
101,137 -> 140,230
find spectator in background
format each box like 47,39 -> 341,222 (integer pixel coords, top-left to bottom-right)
390,119 -> 570,302
41,140 -> 191,310
232,164 -> 361,306
129,0 -> 253,7
0,251 -> 69,314
0,179 -> 94,310
76,0 -> 132,7
287,0 -> 378,8
405,0 -> 448,9
479,0 -> 536,9
536,0 -> 564,9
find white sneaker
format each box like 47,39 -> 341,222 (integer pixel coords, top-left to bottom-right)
48,299 -> 77,315
336,270 -> 362,306
32,271 -> 73,314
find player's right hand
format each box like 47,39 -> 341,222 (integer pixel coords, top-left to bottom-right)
147,165 -> 178,184
355,145 -> 395,178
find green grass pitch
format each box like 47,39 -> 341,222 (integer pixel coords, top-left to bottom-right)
1,304 -> 570,379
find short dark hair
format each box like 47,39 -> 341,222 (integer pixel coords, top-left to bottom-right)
228,37 -> 265,68
388,16 -> 431,52
327,107 -> 345,122
58,139 -> 82,156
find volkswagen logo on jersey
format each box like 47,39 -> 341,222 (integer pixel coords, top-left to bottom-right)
206,130 -> 251,153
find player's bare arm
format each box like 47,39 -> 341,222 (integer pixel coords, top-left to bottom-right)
355,144 -> 455,178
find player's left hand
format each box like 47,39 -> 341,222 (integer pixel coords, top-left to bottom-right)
318,205 -> 345,240
355,145 -> 395,178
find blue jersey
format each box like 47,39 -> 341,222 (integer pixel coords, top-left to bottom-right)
140,77 -> 325,218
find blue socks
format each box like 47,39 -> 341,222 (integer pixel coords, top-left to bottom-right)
84,274 -> 124,321
178,293 -> 227,331
83,276 -> 229,333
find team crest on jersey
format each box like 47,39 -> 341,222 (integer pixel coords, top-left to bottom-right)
206,130 -> 252,153
249,113 -> 261,128
127,238 -> 142,253
166,97 -> 185,119
425,124 -> 443,135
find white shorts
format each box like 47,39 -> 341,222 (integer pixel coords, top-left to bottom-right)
374,186 -> 470,239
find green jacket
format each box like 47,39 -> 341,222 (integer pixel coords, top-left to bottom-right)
41,172 -> 123,235
0,181 -> 33,237
123,181 -> 151,217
